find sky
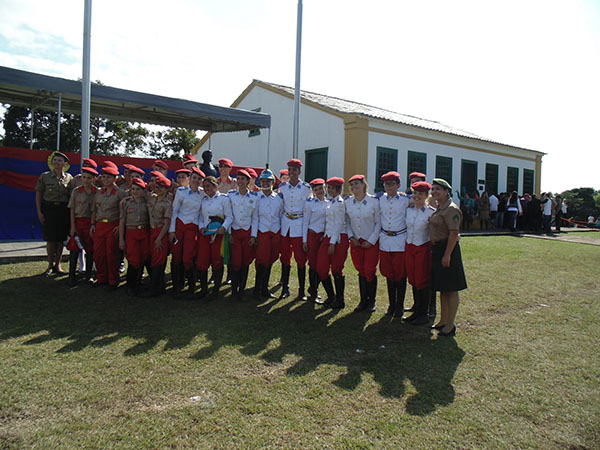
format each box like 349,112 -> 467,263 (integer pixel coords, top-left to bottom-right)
0,0 -> 599,193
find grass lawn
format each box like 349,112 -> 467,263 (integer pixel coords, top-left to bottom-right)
1,236 -> 599,448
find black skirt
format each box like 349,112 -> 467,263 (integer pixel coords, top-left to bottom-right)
41,201 -> 70,242
431,240 -> 467,292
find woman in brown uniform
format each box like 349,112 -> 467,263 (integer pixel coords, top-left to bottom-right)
429,178 -> 467,337
35,151 -> 74,275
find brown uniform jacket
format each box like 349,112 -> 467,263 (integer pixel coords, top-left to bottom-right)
68,186 -> 98,218
429,198 -> 462,243
147,194 -> 172,229
121,198 -> 149,228
94,187 -> 127,222
35,171 -> 74,203
218,177 -> 237,194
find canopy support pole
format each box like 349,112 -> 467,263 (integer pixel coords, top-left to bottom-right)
81,0 -> 92,161
292,0 -> 303,159
56,92 -> 62,151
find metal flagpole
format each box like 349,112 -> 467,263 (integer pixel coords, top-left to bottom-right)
81,0 -> 92,161
292,0 -> 303,159
56,93 -> 62,151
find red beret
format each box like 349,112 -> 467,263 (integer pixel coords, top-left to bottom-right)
326,177 -> 344,187
155,175 -> 171,188
150,170 -> 163,178
175,168 -> 192,175
381,171 -> 401,182
122,163 -> 135,171
348,174 -> 365,183
287,158 -> 302,168
129,165 -> 145,176
191,167 -> 206,178
246,168 -> 258,178
103,161 -> 117,169
82,158 -> 97,169
236,169 -> 251,179
102,166 -> 119,176
279,169 -> 289,176
183,154 -> 198,163
153,160 -> 168,170
411,181 -> 432,192
81,167 -> 98,176
310,178 -> 325,186
409,171 -> 426,180
218,158 -> 233,168
131,177 -> 146,189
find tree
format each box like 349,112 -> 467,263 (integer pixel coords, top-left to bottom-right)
559,187 -> 600,221
147,128 -> 200,160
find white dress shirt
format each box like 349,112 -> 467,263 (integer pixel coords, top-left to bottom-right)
324,195 -> 347,244
379,192 -> 410,252
345,194 -> 381,245
406,204 -> 435,246
302,197 -> 327,242
228,190 -> 258,232
198,191 -> 233,232
255,190 -> 283,235
169,186 -> 205,233
489,194 -> 499,212
279,180 -> 312,238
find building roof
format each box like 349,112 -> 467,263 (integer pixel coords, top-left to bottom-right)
0,66 -> 271,132
256,80 -> 542,154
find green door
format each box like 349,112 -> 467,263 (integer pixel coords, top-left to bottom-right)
304,148 -> 328,182
460,159 -> 478,195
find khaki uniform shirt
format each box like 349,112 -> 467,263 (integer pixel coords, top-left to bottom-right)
147,194 -> 172,228
429,198 -> 462,243
121,198 -> 149,228
94,187 -> 127,222
68,186 -> 98,218
218,176 -> 237,194
35,171 -> 74,203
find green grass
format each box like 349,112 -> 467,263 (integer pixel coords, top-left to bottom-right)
1,236 -> 599,448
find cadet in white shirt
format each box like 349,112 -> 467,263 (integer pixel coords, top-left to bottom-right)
302,178 -> 328,302
253,169 -> 283,299
345,174 -> 381,312
228,169 -> 259,299
278,158 -> 311,300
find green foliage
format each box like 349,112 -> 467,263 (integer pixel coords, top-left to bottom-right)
559,187 -> 600,221
147,128 -> 200,160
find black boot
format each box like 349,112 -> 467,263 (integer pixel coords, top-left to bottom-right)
185,266 -> 197,297
238,266 -> 249,299
428,289 -> 437,319
84,252 -> 95,283
225,264 -> 232,285
68,251 -> 79,287
126,266 -> 139,297
297,266 -> 307,300
385,279 -> 396,315
331,274 -> 345,309
253,264 -> 266,299
195,270 -> 209,299
171,262 -> 182,297
317,276 -> 336,307
410,287 -> 432,325
307,268 -> 319,302
365,276 -> 377,312
140,265 -> 163,298
262,264 -> 275,298
394,278 -> 407,317
209,267 -> 224,299
354,276 -> 368,312
404,286 -> 421,322
230,268 -> 241,298
278,264 -> 291,299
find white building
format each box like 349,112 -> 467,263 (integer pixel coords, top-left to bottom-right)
193,80 -> 543,196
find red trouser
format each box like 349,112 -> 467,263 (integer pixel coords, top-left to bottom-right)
94,221 -> 119,285
306,230 -> 323,269
405,242 -> 432,289
379,250 -> 406,282
170,219 -> 198,269
279,232 -> 307,267
230,228 -> 255,270
75,217 -> 93,253
255,231 -> 280,267
126,228 -> 150,269
316,234 -> 349,280
150,227 -> 169,267
350,239 -> 379,281
196,233 -> 224,271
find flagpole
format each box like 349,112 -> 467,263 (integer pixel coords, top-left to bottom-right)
292,0 -> 303,159
81,0 -> 92,161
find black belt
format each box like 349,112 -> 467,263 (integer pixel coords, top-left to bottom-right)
381,228 -> 406,237
44,201 -> 67,206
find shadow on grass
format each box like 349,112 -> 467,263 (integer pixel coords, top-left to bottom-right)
0,272 -> 464,415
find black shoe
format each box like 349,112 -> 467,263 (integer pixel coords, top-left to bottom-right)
317,276 -> 336,307
438,325 -> 456,336
278,264 -> 291,299
365,277 -> 377,312
385,279 -> 396,315
354,276 -> 367,312
409,315 -> 430,326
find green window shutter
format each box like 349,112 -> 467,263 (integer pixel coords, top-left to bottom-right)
523,169 -> 534,195
304,148 -> 328,182
435,156 -> 452,185
407,151 -> 427,184
485,163 -> 499,195
507,167 -> 519,193
375,147 -> 398,192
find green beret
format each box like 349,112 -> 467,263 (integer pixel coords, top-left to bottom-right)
432,178 -> 452,191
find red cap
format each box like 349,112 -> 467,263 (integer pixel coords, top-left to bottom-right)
81,167 -> 98,176
191,167 -> 206,178
155,175 -> 171,188
153,160 -> 168,170
348,174 -> 365,183
236,169 -> 251,179
326,177 -> 344,187
218,158 -> 233,168
279,169 -> 289,176
129,165 -> 145,176
287,158 -> 302,168
102,166 -> 119,176
381,171 -> 401,182
103,161 -> 118,169
247,168 -> 258,178
183,154 -> 198,163
411,181 -> 431,192
175,168 -> 192,175
310,178 -> 325,186
131,177 -> 146,189
82,158 -> 97,169
409,171 -> 426,180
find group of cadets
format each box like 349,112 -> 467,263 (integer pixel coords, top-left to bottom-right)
61,153 -> 439,324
